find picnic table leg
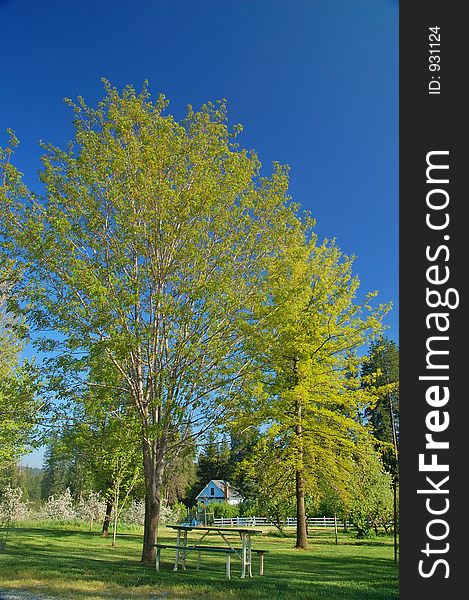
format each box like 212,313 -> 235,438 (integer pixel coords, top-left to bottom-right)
259,552 -> 264,576
181,531 -> 187,571
156,547 -> 161,572
240,533 -> 247,578
226,554 -> 231,579
247,536 -> 252,577
173,530 -> 181,571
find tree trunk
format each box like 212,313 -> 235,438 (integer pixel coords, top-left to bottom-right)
140,437 -> 166,563
393,478 -> 398,563
112,482 -> 119,547
293,357 -> 308,550
141,490 -> 158,562
295,468 -> 308,549
101,500 -> 113,537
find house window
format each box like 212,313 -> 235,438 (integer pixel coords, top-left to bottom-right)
210,487 -> 215,496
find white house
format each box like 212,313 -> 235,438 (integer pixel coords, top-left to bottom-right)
195,480 -> 242,506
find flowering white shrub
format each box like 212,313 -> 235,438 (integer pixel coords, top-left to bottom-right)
75,491 -> 106,528
0,485 -> 28,522
160,501 -> 179,525
41,487 -> 76,522
0,485 -> 182,530
119,498 -> 179,526
120,498 -> 145,525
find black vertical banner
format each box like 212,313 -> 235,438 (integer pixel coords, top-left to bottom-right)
400,3 -> 466,599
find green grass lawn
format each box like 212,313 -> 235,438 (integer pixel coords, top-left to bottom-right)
0,523 -> 398,600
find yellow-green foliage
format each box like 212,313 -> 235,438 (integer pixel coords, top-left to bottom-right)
235,231 -> 391,512
0,260 -> 41,467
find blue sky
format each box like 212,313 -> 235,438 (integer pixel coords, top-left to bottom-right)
1,0 -> 398,467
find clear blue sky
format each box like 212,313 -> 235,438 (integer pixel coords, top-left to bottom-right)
1,0 -> 398,466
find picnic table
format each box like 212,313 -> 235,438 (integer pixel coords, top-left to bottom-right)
153,524 -> 267,579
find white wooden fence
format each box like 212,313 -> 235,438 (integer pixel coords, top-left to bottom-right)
213,516 -> 349,528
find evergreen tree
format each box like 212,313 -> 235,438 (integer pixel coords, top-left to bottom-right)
361,337 -> 399,475
361,336 -> 399,561
41,441 -> 89,500
162,443 -> 197,506
185,432 -> 232,506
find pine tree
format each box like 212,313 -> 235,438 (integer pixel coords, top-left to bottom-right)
361,336 -> 399,560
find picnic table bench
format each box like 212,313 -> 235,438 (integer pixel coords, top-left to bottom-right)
153,525 -> 269,579
153,543 -> 269,578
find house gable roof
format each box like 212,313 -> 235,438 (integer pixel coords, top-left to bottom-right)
195,479 -> 241,500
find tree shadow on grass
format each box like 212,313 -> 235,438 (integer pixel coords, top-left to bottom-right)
0,527 -> 398,600
10,527 -> 143,542
266,530 -> 392,549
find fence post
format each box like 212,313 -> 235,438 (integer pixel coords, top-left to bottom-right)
334,514 -> 338,545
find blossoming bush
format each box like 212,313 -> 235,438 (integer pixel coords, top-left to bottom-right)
119,499 -> 181,526
120,499 -> 145,526
1,485 -> 183,531
40,487 -> 76,522
75,491 -> 107,529
0,485 -> 29,523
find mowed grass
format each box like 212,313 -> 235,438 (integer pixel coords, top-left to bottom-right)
0,523 -> 398,600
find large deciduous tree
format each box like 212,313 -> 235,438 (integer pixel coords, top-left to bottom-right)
0,82 -> 303,561
0,258 -> 42,471
236,234 -> 390,549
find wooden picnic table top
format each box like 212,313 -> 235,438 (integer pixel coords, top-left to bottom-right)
168,524 -> 263,534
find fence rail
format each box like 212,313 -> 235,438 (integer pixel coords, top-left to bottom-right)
213,516 -> 349,528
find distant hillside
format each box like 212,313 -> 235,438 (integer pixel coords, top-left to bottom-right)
8,464 -> 44,501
